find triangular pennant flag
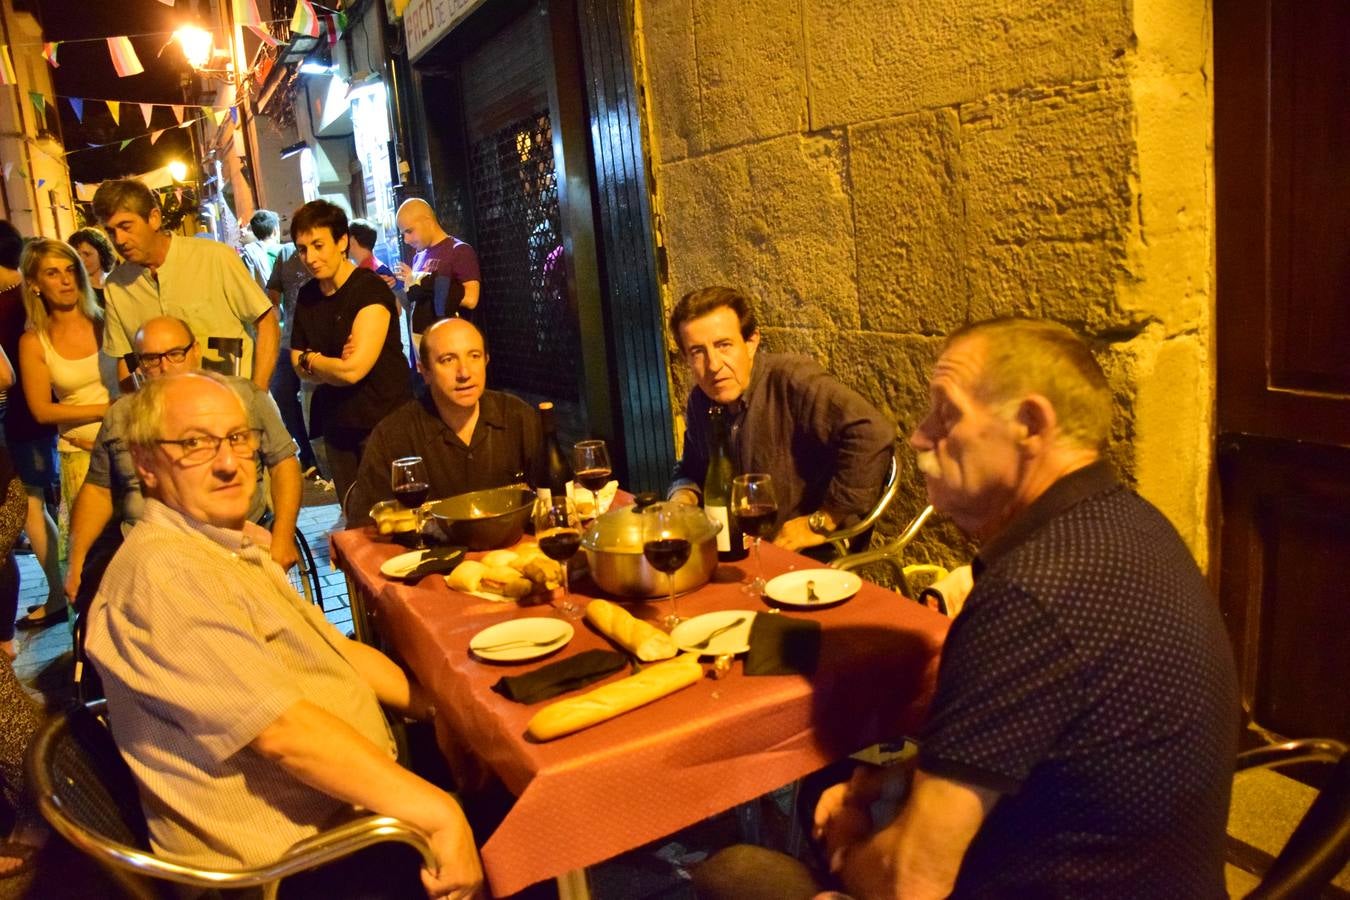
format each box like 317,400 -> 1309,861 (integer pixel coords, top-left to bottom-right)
290,0 -> 320,37
28,91 -> 45,120
235,0 -> 281,46
139,103 -> 154,128
201,105 -> 213,118
0,46 -> 15,86
2,162 -> 12,181
107,36 -> 145,77
42,42 -> 59,68
320,11 -> 339,46
175,188 -> 183,204
118,139 -> 132,151
68,97 -> 84,122
171,104 -> 184,123
229,106 -> 239,125
107,100 -> 121,124
36,179 -> 45,189
150,129 -> 165,144
213,108 -> 229,125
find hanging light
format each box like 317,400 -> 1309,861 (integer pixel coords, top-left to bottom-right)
168,160 -> 189,182
175,26 -> 214,70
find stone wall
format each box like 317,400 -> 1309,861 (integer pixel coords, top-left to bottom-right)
634,0 -> 1214,570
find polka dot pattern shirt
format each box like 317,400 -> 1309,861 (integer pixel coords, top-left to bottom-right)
919,462 -> 1240,898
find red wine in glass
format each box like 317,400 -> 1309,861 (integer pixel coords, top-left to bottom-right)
575,467 -> 612,494
394,482 -> 430,510
538,530 -> 582,562
643,537 -> 692,574
735,503 -> 778,539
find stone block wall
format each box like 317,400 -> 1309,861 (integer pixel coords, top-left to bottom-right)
635,0 -> 1214,570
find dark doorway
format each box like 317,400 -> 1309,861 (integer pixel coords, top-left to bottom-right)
1214,0 -> 1350,742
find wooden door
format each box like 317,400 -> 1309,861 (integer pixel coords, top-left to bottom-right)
1214,0 -> 1350,742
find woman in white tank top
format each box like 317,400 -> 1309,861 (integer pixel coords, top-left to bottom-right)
17,239 -> 112,626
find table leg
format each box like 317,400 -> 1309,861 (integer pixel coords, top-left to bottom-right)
344,572 -> 378,646
555,868 -> 591,900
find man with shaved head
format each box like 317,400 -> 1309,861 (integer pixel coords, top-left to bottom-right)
393,198 -> 481,347
64,315 -> 301,611
345,316 -> 542,523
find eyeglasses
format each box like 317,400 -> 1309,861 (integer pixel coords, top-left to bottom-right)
137,341 -> 195,369
156,428 -> 261,465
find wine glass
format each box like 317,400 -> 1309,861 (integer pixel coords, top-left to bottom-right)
390,457 -> 430,548
643,504 -> 691,630
572,440 -> 612,522
535,495 -> 584,619
731,473 -> 777,599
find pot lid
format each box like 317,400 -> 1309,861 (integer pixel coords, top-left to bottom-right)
581,493 -> 721,552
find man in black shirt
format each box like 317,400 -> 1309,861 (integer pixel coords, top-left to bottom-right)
811,318 -> 1240,898
345,318 -> 543,524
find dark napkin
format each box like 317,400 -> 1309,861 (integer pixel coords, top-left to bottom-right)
491,649 -> 629,704
744,613 -> 821,676
404,547 -> 466,580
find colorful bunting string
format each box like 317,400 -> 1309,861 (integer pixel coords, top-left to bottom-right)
28,91 -> 46,121
291,0 -> 320,38
107,36 -> 145,78
139,103 -> 155,128
42,42 -> 59,68
107,100 -> 121,125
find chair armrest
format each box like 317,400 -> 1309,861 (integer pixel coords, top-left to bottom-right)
830,505 -> 934,596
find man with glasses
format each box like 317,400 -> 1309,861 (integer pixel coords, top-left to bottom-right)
64,316 -> 301,613
84,372 -> 483,897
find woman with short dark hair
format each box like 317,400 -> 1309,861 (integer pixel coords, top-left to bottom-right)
67,228 -> 116,309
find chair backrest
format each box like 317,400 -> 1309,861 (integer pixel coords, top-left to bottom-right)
205,337 -> 245,378
830,504 -> 934,596
1237,739 -> 1350,899
821,448 -> 903,558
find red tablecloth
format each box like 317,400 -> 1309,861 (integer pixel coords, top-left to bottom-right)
330,529 -> 948,896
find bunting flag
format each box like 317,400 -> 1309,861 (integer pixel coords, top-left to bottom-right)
171,104 -> 184,123
139,103 -> 155,127
175,188 -> 184,204
107,36 -> 145,77
290,0 -> 320,37
212,108 -> 229,125
149,128 -> 165,144
229,106 -> 239,125
28,91 -> 45,120
107,100 -> 121,124
118,139 -> 132,151
236,0 -> 281,46
42,42 -> 59,68
36,179 -> 46,189
1,162 -> 11,182
0,46 -> 16,86
68,97 -> 84,121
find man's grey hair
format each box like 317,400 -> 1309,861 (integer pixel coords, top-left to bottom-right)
124,371 -> 239,451
946,317 -> 1113,451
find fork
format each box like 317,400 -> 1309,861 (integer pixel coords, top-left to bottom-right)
475,635 -> 566,653
687,616 -> 748,650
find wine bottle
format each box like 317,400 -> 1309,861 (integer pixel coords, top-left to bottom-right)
537,402 -> 574,506
703,406 -> 747,561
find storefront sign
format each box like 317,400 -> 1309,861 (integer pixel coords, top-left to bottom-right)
404,0 -> 486,62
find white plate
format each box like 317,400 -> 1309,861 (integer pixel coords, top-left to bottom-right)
469,618 -> 575,662
671,610 -> 757,656
380,550 -> 427,579
765,568 -> 862,608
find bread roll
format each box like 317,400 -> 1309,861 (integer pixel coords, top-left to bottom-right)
480,549 -> 521,569
526,654 -> 704,741
522,557 -> 563,590
446,559 -> 487,592
585,599 -> 678,662
482,565 -> 533,598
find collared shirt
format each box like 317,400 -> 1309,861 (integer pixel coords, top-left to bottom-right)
102,234 -> 273,377
345,389 -> 544,524
86,500 -> 394,868
85,374 -> 297,525
265,243 -> 313,344
670,352 -> 895,529
919,462 -> 1239,897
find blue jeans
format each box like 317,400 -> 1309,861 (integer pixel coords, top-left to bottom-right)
270,347 -> 317,470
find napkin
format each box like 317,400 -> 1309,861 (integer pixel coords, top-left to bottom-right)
744,613 -> 821,676
491,649 -> 629,704
404,546 -> 466,580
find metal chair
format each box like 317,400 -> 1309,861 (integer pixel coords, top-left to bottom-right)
205,336 -> 245,378
830,504 -> 935,599
1235,738 -> 1350,899
25,699 -> 436,900
816,449 -> 902,559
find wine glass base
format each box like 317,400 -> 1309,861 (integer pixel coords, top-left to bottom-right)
554,599 -> 584,620
660,613 -> 682,631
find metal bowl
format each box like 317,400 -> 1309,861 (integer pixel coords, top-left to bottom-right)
581,497 -> 721,599
426,487 -> 537,550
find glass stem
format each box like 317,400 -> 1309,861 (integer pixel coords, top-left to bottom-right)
753,537 -> 764,587
669,572 -> 678,621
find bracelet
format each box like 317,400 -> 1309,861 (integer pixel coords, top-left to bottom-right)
299,350 -> 314,374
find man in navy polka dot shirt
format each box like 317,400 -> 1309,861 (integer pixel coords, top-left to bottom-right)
813,318 -> 1240,898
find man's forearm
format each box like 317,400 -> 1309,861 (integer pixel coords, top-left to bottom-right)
66,484 -> 115,595
337,638 -> 431,720
266,457 -> 302,551
251,310 -> 280,389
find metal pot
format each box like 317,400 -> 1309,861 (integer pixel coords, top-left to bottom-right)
581,494 -> 721,599
426,487 -> 537,550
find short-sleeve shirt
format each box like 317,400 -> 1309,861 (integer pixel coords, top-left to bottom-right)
86,374 -> 297,525
408,236 -> 480,334
918,462 -> 1239,898
266,243 -> 312,344
85,500 -> 394,868
102,234 -> 273,378
290,267 -> 412,439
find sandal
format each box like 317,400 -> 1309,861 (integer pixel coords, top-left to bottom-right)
15,606 -> 68,630
0,841 -> 38,880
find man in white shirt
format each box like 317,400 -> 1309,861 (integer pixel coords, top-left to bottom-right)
93,179 -> 279,390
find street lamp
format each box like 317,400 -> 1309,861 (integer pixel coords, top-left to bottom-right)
168,160 -> 189,182
175,26 -> 214,70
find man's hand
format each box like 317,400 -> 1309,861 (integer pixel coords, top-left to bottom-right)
63,567 -> 81,606
925,565 -> 974,616
421,811 -> 485,900
271,534 -> 299,571
775,515 -> 827,551
379,274 -> 398,290
815,781 -> 874,873
669,488 -> 700,507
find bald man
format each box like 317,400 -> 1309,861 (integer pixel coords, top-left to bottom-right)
345,317 -> 543,524
393,198 -> 481,345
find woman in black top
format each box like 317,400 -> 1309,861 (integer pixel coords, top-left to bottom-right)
288,201 -> 412,506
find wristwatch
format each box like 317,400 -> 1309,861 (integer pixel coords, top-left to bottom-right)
807,510 -> 833,535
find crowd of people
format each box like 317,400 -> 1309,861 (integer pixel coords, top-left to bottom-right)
0,181 -> 1243,899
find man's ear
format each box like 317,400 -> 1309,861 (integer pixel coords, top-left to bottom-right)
746,329 -> 761,357
130,447 -> 157,489
148,207 -> 163,231
1014,395 -> 1057,447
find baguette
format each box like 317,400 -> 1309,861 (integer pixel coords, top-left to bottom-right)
525,654 -> 704,741
585,599 -> 678,662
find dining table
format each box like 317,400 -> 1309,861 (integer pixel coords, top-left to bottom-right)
330,524 -> 950,897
